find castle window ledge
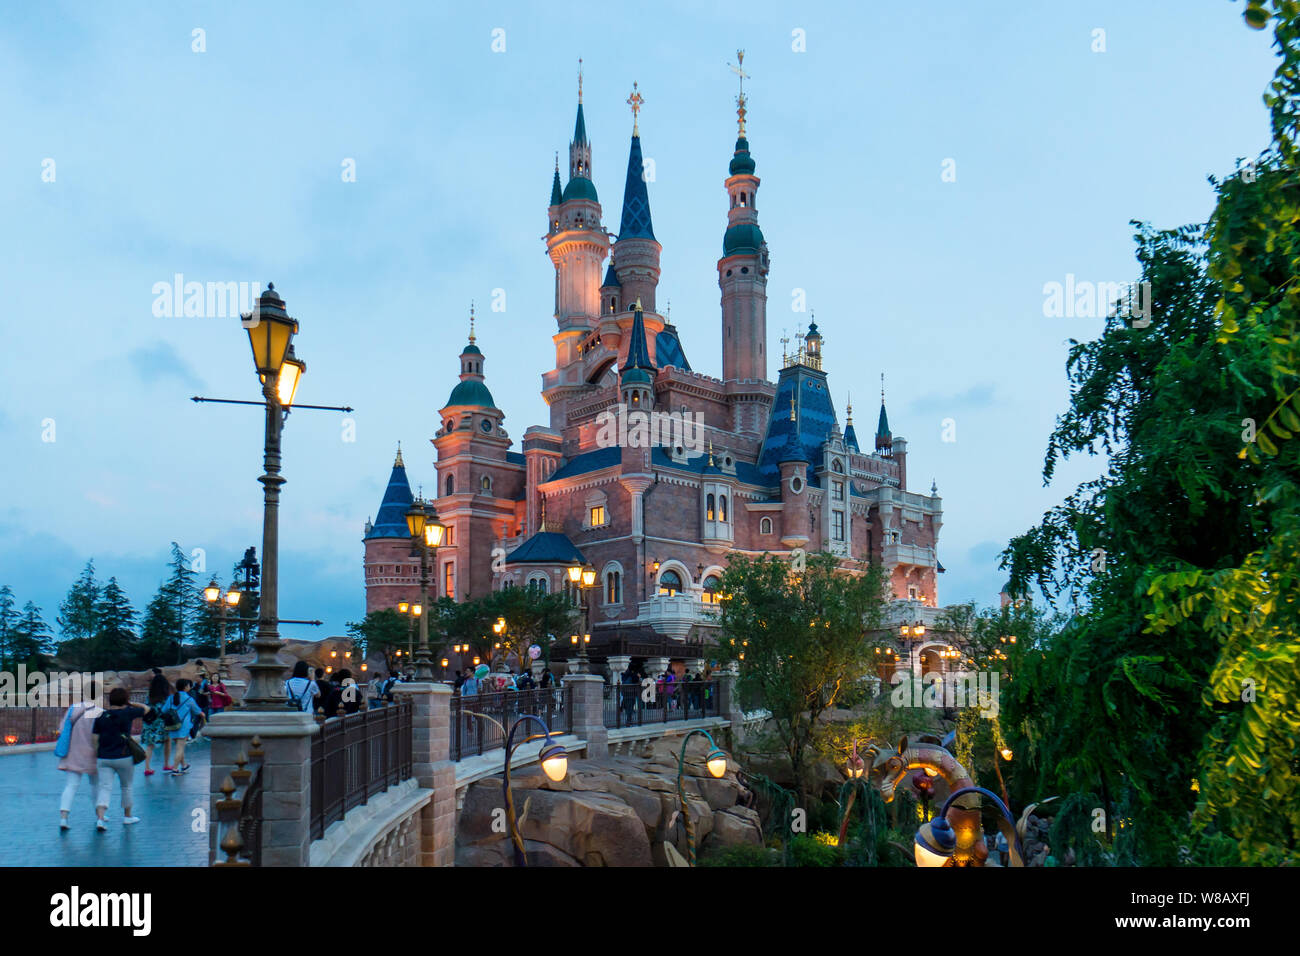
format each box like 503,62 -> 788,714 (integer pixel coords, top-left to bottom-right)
881,600 -> 945,629
635,594 -> 716,638
882,542 -> 935,568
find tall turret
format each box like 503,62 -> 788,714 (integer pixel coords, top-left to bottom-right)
718,51 -> 769,384
612,82 -> 662,315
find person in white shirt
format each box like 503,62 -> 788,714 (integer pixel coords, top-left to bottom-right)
283,661 -> 320,712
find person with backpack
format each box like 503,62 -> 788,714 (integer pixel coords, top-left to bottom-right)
284,660 -> 320,714
192,667 -> 212,718
313,667 -> 332,714
160,679 -> 204,774
55,679 -> 102,829
141,669 -> 172,775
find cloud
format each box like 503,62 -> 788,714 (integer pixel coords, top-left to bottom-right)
126,343 -> 204,391
908,383 -> 997,415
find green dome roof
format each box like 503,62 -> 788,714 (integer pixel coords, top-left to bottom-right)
562,176 -> 599,203
447,379 -> 496,408
729,137 -> 756,175
723,222 -> 765,256
460,343 -> 481,355
621,367 -> 654,386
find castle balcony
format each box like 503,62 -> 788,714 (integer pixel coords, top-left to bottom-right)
634,593 -> 720,639
882,542 -> 936,569
880,599 -> 946,631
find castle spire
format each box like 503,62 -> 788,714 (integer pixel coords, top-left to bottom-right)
550,153 -> 562,207
876,373 -> 893,452
617,84 -> 655,241
622,299 -> 655,374
728,50 -> 750,138
468,301 -> 476,344
394,442 -> 404,468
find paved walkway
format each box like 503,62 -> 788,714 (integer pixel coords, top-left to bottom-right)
0,742 -> 209,867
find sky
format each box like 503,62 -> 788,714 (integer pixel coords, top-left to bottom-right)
0,1 -> 1281,641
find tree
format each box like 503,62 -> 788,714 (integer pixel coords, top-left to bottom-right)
443,588 -> 579,672
346,608 -> 412,675
57,560 -> 101,648
715,552 -> 888,803
0,585 -> 17,670
93,577 -> 138,670
10,601 -> 54,671
138,590 -> 181,669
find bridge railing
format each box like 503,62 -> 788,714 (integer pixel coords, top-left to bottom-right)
449,686 -> 571,761
602,680 -> 719,729
309,699 -> 412,841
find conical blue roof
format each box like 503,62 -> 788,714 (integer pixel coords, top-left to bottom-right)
365,458 -> 414,540
573,103 -> 588,145
550,166 -> 563,206
622,305 -> 655,380
618,135 -> 655,240
877,402 -> 891,440
602,262 -> 621,288
654,324 -> 690,371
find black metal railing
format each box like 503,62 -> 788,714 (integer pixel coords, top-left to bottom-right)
450,686 -> 571,761
603,679 -> 719,729
309,699 -> 413,840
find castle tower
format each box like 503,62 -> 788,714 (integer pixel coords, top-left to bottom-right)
543,63 -> 611,425
620,300 -> 656,413
362,445 -> 417,615
612,83 -> 662,316
718,51 -> 769,384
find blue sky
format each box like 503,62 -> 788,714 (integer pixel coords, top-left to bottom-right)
0,1 -> 1280,640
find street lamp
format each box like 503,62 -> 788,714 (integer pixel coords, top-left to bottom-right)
674,728 -> 729,866
239,283 -> 302,709
203,579 -> 242,680
913,786 -> 1024,867
405,498 -> 445,681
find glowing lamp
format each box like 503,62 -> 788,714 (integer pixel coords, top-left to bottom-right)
1000,748 -> 1013,761
412,604 -> 422,616
441,658 -> 449,667
847,754 -> 865,779
540,742 -> 569,783
405,501 -> 427,540
706,748 -> 728,779
914,816 -> 955,867
3,734 -> 18,746
566,562 -> 582,583
423,507 -> 445,547
581,564 -> 596,588
224,588 -> 240,606
203,580 -> 221,604
244,291 -> 297,377
398,600 -> 410,614
276,346 -> 305,407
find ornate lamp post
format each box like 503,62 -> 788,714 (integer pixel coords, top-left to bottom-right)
404,499 -> 446,682
566,562 -> 596,672
837,738 -> 874,848
239,284 -> 304,710
203,579 -> 242,681
674,728 -> 729,866
914,786 -> 1024,868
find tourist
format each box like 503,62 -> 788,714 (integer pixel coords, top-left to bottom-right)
284,660 -> 320,714
192,667 -> 212,718
91,686 -> 155,829
620,665 -> 639,724
314,667 -> 332,714
161,678 -> 205,774
55,679 -> 102,829
517,669 -> 535,691
208,674 -> 233,716
338,670 -> 363,714
141,669 -> 172,775
453,668 -> 467,692
368,672 -> 387,707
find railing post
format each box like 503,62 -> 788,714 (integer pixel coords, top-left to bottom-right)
720,664 -> 746,745
391,681 -> 455,867
565,673 -> 607,760
206,709 -> 318,867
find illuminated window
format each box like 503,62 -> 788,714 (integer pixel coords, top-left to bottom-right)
658,569 -> 682,596
590,505 -> 606,527
443,563 -> 455,599
706,494 -> 715,521
701,574 -> 721,604
719,495 -> 728,522
605,570 -> 622,604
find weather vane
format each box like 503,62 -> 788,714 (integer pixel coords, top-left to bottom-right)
728,49 -> 750,136
627,81 -> 644,135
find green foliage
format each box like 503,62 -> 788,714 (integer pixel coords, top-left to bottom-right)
787,833 -> 842,867
715,552 -> 887,801
346,608 -> 411,674
698,843 -> 780,867
441,587 -> 578,671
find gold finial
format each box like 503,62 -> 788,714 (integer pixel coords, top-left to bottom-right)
665,299 -> 672,324
846,394 -> 853,425
578,57 -> 583,103
789,391 -> 796,422
708,441 -> 715,467
780,329 -> 790,367
634,296 -> 643,312
881,372 -> 886,405
395,442 -> 404,468
627,81 -> 644,136
469,301 -> 476,344
728,50 -> 750,137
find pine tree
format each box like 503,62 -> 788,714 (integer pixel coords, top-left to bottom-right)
94,577 -> 138,670
0,585 -> 16,670
139,589 -> 181,668
160,542 -> 201,664
11,601 -> 53,670
230,557 -> 260,654
57,560 -> 101,644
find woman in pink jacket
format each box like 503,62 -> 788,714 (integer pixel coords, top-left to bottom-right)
56,682 -> 103,829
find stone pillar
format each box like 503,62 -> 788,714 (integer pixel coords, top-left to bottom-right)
644,657 -> 669,679
392,682 -> 456,867
564,673 -> 608,760
719,666 -> 746,746
606,654 -> 631,680
206,710 -> 317,867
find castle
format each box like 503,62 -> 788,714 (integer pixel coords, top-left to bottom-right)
363,63 -> 945,663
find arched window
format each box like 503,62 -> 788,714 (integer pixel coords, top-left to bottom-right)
480,475 -> 492,492
658,569 -> 682,596
760,516 -> 773,535
701,574 -> 721,604
605,570 -> 622,604
563,578 -> 579,606
445,475 -> 455,496
528,574 -> 549,595
706,494 -> 715,521
719,495 -> 728,522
